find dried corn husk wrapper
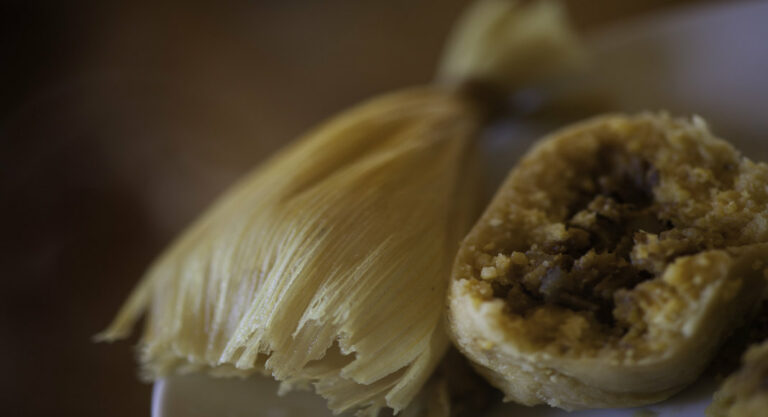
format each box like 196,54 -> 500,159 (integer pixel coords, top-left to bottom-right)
97,1 -> 582,415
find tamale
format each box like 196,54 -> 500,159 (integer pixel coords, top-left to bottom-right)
708,339 -> 768,417
98,1 -> 583,415
448,113 -> 768,410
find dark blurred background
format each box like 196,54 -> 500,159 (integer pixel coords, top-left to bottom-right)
0,1 -> 715,416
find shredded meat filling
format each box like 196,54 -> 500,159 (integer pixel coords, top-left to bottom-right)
487,148 -> 717,330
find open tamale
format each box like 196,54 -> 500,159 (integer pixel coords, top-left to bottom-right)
448,113 -> 768,410
97,1 -> 583,415
708,338 -> 768,417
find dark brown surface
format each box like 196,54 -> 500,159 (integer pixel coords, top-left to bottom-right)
0,1 -> 715,416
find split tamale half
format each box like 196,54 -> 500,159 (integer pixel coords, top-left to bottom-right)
708,338 -> 768,417
448,113 -> 768,410
97,1 -> 583,415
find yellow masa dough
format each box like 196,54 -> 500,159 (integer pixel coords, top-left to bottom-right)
448,113 -> 768,410
708,339 -> 768,417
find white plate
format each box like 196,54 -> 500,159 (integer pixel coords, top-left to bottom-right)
153,2 -> 768,416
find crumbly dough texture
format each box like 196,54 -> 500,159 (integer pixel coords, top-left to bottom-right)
708,339 -> 768,417
448,113 -> 768,409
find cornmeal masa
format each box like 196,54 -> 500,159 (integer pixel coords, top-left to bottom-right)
708,339 -> 768,417
448,113 -> 768,410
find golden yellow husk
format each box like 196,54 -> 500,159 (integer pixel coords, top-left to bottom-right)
437,0 -> 584,90
97,1 -> 582,415
100,89 -> 481,416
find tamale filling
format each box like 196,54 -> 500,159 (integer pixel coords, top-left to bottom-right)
476,146 -> 727,334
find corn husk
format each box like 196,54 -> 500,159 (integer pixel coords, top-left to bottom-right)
437,0 -> 584,90
97,1 -> 582,415
101,89 -> 480,415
